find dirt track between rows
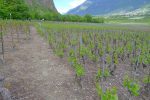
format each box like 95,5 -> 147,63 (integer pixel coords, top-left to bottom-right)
0,27 -> 87,100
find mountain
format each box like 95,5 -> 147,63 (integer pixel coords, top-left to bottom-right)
67,0 -> 150,16
26,0 -> 58,19
26,0 -> 57,12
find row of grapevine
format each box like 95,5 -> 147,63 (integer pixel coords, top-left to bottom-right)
36,22 -> 150,100
0,20 -> 31,64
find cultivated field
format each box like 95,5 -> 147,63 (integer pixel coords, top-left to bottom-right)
0,20 -> 150,100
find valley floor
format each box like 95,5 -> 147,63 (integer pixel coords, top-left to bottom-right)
0,27 -> 89,100
0,22 -> 149,100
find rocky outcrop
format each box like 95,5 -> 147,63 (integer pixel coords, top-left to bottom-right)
26,0 -> 57,12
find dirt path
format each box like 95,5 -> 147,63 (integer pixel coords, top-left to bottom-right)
0,27 -> 85,100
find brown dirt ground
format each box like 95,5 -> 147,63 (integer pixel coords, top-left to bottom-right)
0,27 -> 91,100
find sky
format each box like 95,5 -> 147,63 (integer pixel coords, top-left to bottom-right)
54,0 -> 86,14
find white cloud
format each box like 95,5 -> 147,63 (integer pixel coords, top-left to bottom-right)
57,8 -> 69,14
57,0 -> 86,14
69,0 -> 86,9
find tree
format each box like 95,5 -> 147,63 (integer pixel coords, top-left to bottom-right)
84,14 -> 92,22
0,0 -> 29,19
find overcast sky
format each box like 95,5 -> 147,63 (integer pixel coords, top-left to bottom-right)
54,0 -> 86,14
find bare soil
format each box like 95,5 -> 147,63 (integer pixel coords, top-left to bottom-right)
0,27 -> 88,100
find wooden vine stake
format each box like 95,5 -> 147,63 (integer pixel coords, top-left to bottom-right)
10,24 -> 15,49
0,25 -> 5,63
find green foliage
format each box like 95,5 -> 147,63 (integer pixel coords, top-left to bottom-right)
96,82 -> 103,97
106,55 -> 111,64
96,68 -> 110,81
84,14 -> 92,22
139,53 -> 149,65
143,76 -> 150,84
117,47 -> 124,55
70,39 -> 78,46
106,43 -> 111,53
123,76 -> 140,96
80,45 -> 88,57
92,17 -> 105,23
74,63 -> 85,77
58,14 -> 104,23
101,87 -> 118,100
55,49 -> 64,58
0,0 -> 29,19
104,68 -> 110,78
68,49 -> 77,63
96,68 -> 103,80
96,83 -> 118,100
99,49 -> 104,57
89,53 -> 98,62
68,49 -> 85,77
126,42 -> 132,53
113,52 -> 118,64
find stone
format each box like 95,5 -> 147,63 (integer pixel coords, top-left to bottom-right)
0,88 -> 12,100
0,76 -> 4,87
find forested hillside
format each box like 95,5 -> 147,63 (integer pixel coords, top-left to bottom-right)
0,0 -> 29,19
0,0 -> 57,19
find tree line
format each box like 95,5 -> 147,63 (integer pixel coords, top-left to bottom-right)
0,0 -> 104,23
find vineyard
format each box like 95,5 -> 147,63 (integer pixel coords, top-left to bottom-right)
36,22 -> 150,100
0,20 -> 31,100
0,20 -> 31,63
0,20 -> 150,100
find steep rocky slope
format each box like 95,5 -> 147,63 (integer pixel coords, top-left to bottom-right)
26,0 -> 57,12
67,0 -> 150,16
